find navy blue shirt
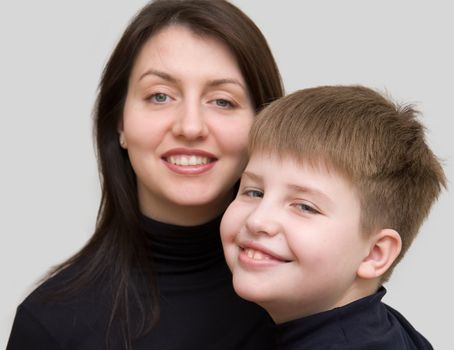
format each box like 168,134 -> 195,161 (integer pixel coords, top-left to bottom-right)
276,287 -> 432,349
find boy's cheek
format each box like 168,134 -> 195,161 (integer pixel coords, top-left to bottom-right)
221,200 -> 255,243
222,201 -> 241,229
220,213 -> 237,244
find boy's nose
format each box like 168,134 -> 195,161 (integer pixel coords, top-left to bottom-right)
245,204 -> 282,237
172,101 -> 209,140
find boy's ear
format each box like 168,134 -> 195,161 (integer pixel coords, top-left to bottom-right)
357,229 -> 402,279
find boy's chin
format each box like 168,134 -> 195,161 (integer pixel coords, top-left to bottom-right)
232,278 -> 272,305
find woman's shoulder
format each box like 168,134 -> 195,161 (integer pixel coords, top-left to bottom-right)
21,259 -> 102,310
8,261 -> 111,350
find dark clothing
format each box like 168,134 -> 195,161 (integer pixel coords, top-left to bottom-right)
276,287 -> 432,350
7,216 -> 276,350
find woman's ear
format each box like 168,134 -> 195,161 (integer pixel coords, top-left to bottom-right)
357,229 -> 402,280
118,122 -> 127,149
119,131 -> 127,148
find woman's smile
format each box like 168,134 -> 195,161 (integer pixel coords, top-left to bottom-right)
161,147 -> 217,174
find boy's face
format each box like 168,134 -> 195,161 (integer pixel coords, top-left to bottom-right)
220,153 -> 372,323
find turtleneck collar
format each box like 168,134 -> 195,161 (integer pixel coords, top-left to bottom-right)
142,214 -> 226,276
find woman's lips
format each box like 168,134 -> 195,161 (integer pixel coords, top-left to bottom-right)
161,148 -> 217,175
166,155 -> 211,166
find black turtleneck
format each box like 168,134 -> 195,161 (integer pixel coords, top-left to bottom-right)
7,216 -> 276,350
276,287 -> 432,350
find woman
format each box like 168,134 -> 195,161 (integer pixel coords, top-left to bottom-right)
7,0 -> 283,349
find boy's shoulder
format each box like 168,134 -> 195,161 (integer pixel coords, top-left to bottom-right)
277,287 -> 433,350
383,302 -> 434,350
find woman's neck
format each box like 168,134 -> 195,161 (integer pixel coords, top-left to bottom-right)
139,189 -> 235,226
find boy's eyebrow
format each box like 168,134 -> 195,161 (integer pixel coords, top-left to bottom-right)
287,184 -> 333,205
242,171 -> 262,182
243,170 -> 333,207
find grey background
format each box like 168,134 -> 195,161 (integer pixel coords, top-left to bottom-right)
1,1 -> 452,348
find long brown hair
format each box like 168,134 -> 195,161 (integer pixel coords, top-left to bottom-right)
46,0 -> 283,348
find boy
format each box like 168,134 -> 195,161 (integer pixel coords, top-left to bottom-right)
220,86 -> 446,349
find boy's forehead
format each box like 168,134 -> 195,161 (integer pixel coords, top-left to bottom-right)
248,150 -> 336,175
248,152 -> 333,179
246,151 -> 358,194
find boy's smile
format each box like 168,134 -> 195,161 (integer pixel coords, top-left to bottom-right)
238,240 -> 292,267
220,153 -> 373,323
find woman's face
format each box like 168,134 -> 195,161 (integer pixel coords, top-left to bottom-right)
121,25 -> 254,226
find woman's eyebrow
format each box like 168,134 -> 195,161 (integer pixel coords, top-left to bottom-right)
208,78 -> 246,92
139,69 -> 179,83
137,71 -> 246,93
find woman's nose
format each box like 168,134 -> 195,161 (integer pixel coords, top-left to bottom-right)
172,101 -> 209,140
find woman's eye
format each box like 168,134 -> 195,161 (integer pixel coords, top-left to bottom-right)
214,99 -> 233,108
295,203 -> 320,215
244,189 -> 263,198
148,93 -> 170,103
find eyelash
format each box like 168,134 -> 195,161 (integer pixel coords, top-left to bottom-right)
146,92 -> 171,104
212,98 -> 235,109
242,188 -> 320,215
293,203 -> 320,215
144,90 -> 237,110
242,189 -> 263,198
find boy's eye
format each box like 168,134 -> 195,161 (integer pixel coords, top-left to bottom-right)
148,92 -> 170,103
294,203 -> 320,215
244,189 -> 263,198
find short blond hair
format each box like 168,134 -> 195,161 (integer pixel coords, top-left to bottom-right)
249,86 -> 446,278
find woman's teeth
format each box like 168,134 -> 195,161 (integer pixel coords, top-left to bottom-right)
167,155 -> 210,166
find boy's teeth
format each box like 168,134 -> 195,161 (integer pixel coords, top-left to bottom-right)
168,155 -> 209,166
245,248 -> 269,260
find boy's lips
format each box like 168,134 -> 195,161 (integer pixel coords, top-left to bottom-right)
238,240 -> 291,263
